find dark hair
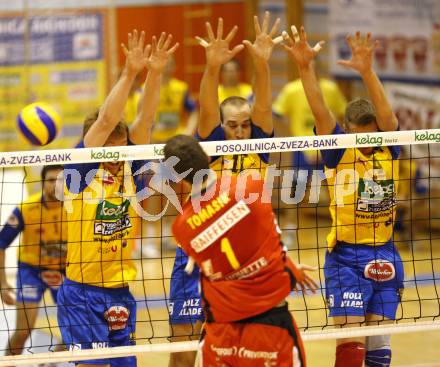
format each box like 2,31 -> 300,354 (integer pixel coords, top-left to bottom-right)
41,165 -> 63,181
344,98 -> 376,127
219,96 -> 249,123
83,108 -> 128,139
164,135 -> 210,183
221,59 -> 241,72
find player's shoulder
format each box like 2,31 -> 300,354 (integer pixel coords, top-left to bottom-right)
22,192 -> 43,206
20,192 -> 43,215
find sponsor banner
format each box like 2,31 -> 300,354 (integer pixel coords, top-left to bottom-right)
0,12 -> 106,152
0,129 -> 439,168
329,0 -> 440,83
386,83 -> 440,189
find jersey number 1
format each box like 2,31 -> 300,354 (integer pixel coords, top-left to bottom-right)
221,238 -> 240,270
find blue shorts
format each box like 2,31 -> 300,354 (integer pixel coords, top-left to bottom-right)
16,262 -> 62,304
57,278 -> 137,367
169,247 -> 204,325
325,241 -> 404,320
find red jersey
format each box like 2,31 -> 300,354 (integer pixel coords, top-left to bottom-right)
172,176 -> 301,323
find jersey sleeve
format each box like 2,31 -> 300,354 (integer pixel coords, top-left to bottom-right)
195,124 -> 226,142
0,208 -> 24,250
316,123 -> 346,169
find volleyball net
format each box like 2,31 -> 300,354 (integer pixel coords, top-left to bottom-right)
0,129 -> 440,365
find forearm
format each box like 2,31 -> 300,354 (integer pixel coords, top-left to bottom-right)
198,66 -> 221,138
84,68 -> 137,147
251,62 -> 273,133
298,64 -> 336,135
184,111 -> 199,136
130,70 -> 162,145
0,250 -> 7,285
361,69 -> 398,131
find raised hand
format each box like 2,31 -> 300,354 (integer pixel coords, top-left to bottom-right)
243,11 -> 281,65
196,18 -> 244,68
282,26 -> 324,69
121,29 -> 151,75
337,31 -> 376,75
146,33 -> 179,73
293,264 -> 319,295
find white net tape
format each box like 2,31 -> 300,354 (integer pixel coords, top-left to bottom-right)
1,321 -> 440,366
0,129 -> 438,167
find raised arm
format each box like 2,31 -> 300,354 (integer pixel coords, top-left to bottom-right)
196,19 -> 244,139
84,30 -> 150,147
337,32 -> 398,131
243,11 -> 281,135
0,210 -> 23,305
283,27 -> 334,136
129,33 -> 179,145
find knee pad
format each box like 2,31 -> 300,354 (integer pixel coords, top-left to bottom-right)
365,335 -> 391,367
335,342 -> 365,367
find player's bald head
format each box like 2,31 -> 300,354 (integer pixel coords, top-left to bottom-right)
164,135 -> 210,183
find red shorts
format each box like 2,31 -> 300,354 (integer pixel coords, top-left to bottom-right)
199,304 -> 306,367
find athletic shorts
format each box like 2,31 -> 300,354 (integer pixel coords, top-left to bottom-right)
16,262 -> 63,304
324,241 -> 404,320
169,246 -> 204,325
57,278 -> 137,367
200,304 -> 306,367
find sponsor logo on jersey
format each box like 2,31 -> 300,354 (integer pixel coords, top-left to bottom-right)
94,200 -> 132,236
209,344 -> 279,360
364,259 -> 395,282
104,306 -> 130,330
357,179 -> 396,213
190,200 -> 250,253
94,216 -> 132,236
96,200 -> 130,220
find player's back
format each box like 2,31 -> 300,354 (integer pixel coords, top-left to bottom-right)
172,176 -> 296,323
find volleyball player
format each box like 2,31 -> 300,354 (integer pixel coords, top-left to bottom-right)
0,165 -> 65,360
282,27 -> 403,367
57,31 -> 178,367
168,12 -> 280,367
164,134 -> 317,367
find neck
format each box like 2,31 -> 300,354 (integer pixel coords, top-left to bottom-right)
45,198 -> 62,209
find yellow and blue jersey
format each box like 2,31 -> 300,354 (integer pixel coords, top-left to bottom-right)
0,192 -> 67,270
196,124 -> 272,177
63,141 -> 145,288
153,78 -> 196,143
218,83 -> 253,103
321,123 -> 400,250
